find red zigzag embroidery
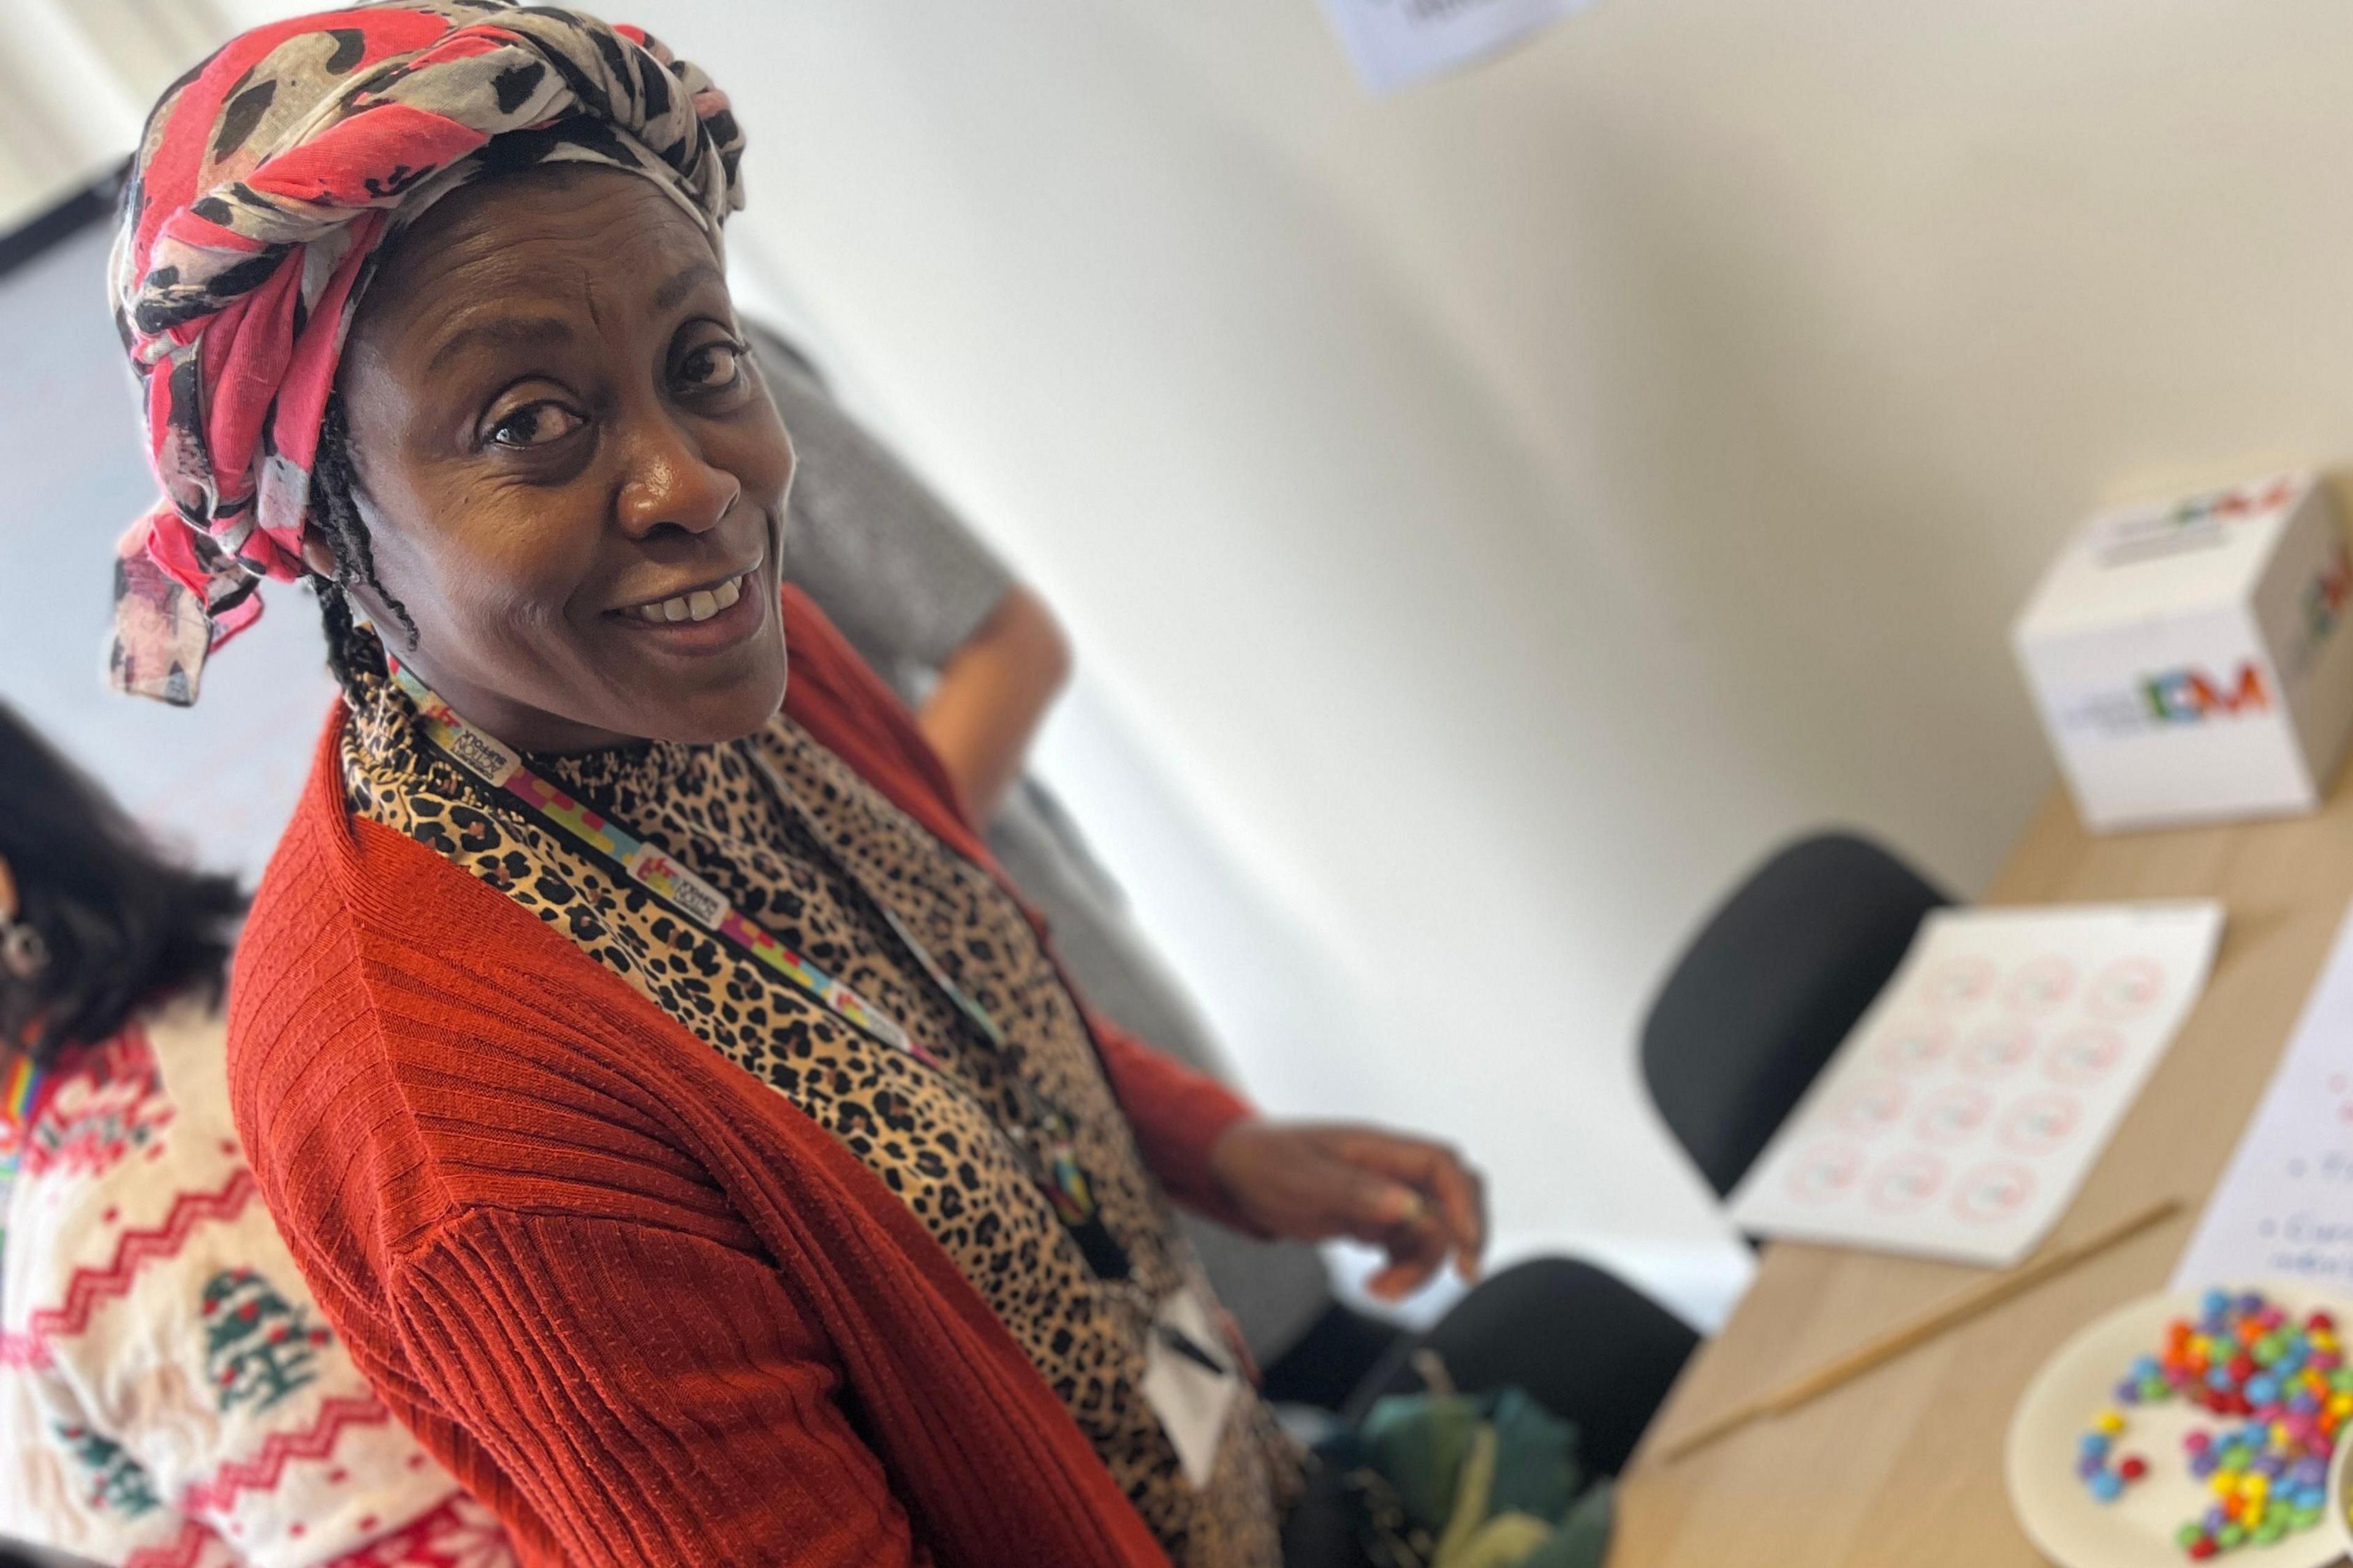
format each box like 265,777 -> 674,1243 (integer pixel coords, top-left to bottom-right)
180,1393 -> 393,1514
0,1168 -> 256,1370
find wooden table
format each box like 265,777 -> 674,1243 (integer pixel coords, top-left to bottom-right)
1611,781 -> 2353,1567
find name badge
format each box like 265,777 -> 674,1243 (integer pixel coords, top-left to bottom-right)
1140,1286 -> 1241,1490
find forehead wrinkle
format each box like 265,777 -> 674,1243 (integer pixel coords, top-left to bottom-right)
424,315 -> 575,379
355,181 -> 716,391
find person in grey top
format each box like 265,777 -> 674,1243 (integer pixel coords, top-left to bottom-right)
754,326 -> 1346,1372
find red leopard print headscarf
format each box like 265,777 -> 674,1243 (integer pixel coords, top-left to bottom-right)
107,1 -> 745,705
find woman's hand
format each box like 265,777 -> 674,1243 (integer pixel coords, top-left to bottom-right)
1207,1121 -> 1486,1301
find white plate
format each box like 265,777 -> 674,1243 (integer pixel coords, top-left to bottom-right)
2327,1404 -> 2353,1560
2006,1284 -> 2353,1568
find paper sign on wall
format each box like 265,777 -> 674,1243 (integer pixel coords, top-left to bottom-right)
1318,0 -> 1594,93
2173,898 -> 2353,1289
1728,903 -> 2224,1268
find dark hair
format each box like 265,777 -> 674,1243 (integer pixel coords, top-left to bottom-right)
309,395 -> 417,696
0,702 -> 247,1063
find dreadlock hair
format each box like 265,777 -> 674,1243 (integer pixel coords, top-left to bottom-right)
308,395 -> 419,697
0,702 -> 247,1066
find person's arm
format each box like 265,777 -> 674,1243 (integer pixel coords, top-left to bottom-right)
1204,1119 -> 1487,1302
914,585 -> 1071,822
754,328 -> 1059,821
382,1199 -> 1161,1568
1087,1012 -> 1485,1300
387,1208 -> 926,1568
1085,1009 -> 1257,1227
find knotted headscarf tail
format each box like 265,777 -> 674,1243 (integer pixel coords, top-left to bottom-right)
107,0 -> 746,705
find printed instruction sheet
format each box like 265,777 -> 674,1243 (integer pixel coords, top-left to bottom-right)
1318,0 -> 1593,93
2175,898 -> 2353,1289
1729,902 -> 2225,1267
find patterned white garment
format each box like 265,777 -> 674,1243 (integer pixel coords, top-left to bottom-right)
0,997 -> 513,1568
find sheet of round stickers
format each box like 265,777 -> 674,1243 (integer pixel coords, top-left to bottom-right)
1729,903 -> 2224,1266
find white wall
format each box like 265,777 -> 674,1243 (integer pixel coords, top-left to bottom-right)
105,0 -> 2353,1323
606,0 -> 2353,1314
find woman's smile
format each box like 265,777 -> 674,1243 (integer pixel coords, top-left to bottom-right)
607,555 -> 771,651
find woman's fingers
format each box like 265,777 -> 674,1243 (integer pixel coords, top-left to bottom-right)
1439,1156 -> 1487,1281
1366,1217 -> 1450,1300
1332,1131 -> 1487,1279
1328,1163 -> 1427,1242
1207,1121 -> 1490,1294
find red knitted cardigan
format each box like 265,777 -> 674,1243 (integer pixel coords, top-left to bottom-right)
227,588 -> 1257,1567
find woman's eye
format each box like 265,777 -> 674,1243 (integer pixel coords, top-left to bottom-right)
487,401 -> 585,449
678,341 -> 745,392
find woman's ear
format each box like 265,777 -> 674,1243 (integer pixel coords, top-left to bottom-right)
301,536 -> 339,579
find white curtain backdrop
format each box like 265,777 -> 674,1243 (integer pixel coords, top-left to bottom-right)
0,0 -> 229,228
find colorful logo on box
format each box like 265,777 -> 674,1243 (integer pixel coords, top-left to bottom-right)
2090,476 -> 2302,566
2176,477 -> 2298,527
2273,539 -> 2353,684
2139,661 -> 2270,725
2305,543 -> 2351,644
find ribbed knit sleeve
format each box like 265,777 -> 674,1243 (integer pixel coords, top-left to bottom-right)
390,1207 -> 924,1568
1084,1013 -> 1259,1233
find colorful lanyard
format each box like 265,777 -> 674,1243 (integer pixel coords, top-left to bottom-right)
0,1053 -> 44,1263
391,667 -> 931,1062
387,664 -> 1127,1279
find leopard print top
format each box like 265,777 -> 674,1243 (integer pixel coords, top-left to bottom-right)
340,668 -> 1298,1566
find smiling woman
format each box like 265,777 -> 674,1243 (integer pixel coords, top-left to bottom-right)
316,165 -> 792,752
99,5 -> 1493,1567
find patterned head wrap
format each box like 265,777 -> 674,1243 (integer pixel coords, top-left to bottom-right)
107,0 -> 746,705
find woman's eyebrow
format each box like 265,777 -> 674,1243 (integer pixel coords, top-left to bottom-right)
425,316 -> 574,378
653,260 -> 724,314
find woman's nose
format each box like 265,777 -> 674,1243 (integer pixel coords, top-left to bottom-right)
613,413 -> 740,539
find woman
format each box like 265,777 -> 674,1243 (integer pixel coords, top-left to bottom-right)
0,704 -> 514,1567
109,6 -> 1483,1564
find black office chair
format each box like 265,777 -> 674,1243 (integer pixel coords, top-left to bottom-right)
1280,833 -> 1941,1484
1281,1262 -> 1697,1564
1334,1257 -> 1700,1478
1642,830 -> 1950,1200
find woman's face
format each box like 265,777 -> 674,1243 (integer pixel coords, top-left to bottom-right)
334,165 -> 792,752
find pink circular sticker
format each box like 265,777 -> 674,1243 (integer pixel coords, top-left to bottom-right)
1959,1021 -> 2035,1078
2043,1027 -> 2124,1086
1920,957 -> 1996,1010
1998,1093 -> 2081,1156
1783,1141 -> 1865,1205
1868,1151 -> 1946,1214
2004,956 -> 2077,1015
1833,1079 -> 1909,1135
1915,1084 -> 1993,1148
1877,1020 -> 1952,1074
2087,959 -> 2166,1021
1952,1161 -> 2036,1225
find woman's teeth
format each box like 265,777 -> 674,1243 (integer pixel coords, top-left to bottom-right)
634,572 -> 747,624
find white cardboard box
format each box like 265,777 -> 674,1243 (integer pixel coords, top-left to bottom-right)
2013,473 -> 2353,832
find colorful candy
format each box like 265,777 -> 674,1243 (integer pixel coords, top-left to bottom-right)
2081,1289 -> 2344,1557
2075,1417 -> 2143,1502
